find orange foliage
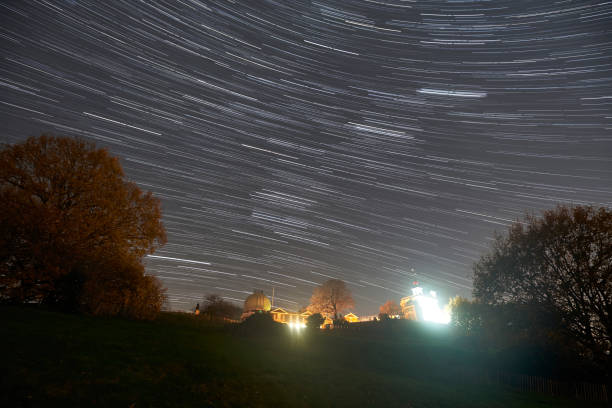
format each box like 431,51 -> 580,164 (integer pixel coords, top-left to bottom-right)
307,279 -> 354,319
379,300 -> 401,316
80,255 -> 166,320
0,135 -> 166,317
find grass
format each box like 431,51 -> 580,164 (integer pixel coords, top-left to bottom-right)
0,306 -> 604,407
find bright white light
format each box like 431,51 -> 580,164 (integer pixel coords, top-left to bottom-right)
289,322 -> 305,330
411,287 -> 423,296
412,287 -> 450,324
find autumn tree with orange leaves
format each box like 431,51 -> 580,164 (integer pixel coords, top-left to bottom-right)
0,135 -> 167,318
308,279 -> 354,319
379,300 -> 402,318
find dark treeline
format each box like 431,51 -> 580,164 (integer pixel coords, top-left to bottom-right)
1,134 -> 610,389
198,294 -> 242,321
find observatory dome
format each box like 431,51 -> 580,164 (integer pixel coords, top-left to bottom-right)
243,290 -> 271,313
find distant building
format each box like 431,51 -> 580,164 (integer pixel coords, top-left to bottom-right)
270,307 -> 311,327
241,290 -> 312,327
320,313 -> 359,328
241,290 -> 271,320
240,290 -> 360,328
400,294 -> 418,320
322,315 -> 333,327
344,312 -> 359,323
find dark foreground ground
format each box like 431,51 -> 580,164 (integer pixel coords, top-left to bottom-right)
0,306 -> 605,407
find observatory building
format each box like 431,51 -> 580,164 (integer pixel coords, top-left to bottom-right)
241,289 -> 311,326
241,290 -> 271,320
241,289 -> 358,328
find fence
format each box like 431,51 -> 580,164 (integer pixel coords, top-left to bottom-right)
457,368 -> 608,402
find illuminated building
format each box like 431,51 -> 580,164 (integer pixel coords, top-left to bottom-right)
270,307 -> 311,327
241,290 -> 360,328
241,290 -> 271,320
241,290 -> 311,327
343,312 -> 359,323
400,287 -> 450,324
400,295 -> 418,320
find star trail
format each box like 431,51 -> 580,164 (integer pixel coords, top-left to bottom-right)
1,0 -> 611,314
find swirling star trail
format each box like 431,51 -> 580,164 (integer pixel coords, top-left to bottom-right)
1,1 -> 611,313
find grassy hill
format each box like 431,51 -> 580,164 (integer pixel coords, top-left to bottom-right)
0,306 -> 603,407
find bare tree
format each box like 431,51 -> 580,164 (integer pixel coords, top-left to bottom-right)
308,279 -> 354,319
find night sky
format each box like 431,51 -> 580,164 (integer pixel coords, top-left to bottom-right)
1,1 -> 611,315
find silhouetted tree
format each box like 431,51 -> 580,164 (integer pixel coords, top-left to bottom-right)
79,254 -> 166,320
378,312 -> 391,321
202,294 -> 241,320
379,300 -> 401,317
306,312 -> 325,329
0,135 -> 166,318
333,314 -> 349,328
238,312 -> 284,336
307,279 -> 354,319
473,205 -> 611,369
448,296 -> 484,335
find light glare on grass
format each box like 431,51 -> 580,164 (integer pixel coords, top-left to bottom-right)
289,322 -> 306,330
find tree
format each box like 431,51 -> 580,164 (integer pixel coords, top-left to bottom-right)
202,294 -> 242,320
378,313 -> 391,322
473,205 -> 612,367
447,296 -> 484,335
379,300 -> 401,318
306,312 -> 325,329
79,254 -> 166,320
0,135 -> 167,318
307,279 -> 354,319
239,312 -> 284,336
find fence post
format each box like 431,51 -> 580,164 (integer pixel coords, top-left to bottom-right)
574,382 -> 578,399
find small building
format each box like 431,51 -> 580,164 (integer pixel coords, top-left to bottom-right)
319,313 -> 358,328
344,312 -> 359,323
270,307 -> 311,327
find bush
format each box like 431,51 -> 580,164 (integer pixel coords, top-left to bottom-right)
306,312 -> 325,329
201,294 -> 242,321
237,312 -> 285,336
79,256 -> 166,320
